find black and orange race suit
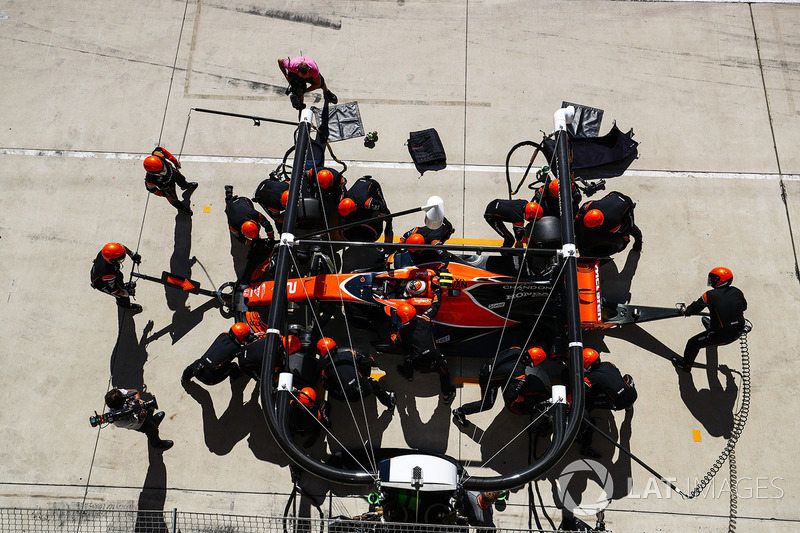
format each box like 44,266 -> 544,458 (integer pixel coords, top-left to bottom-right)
460,347 -> 528,415
144,147 -> 190,212
577,191 -> 641,247
531,183 -> 582,218
483,199 -> 529,247
394,290 -> 453,395
90,251 -> 132,307
339,176 -> 393,243
400,217 -> 455,265
683,285 -> 747,365
321,348 -> 394,406
253,178 -> 289,235
225,196 -> 271,245
182,332 -> 241,385
584,361 -> 637,410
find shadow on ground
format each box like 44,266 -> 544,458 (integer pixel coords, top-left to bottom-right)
181,377 -> 290,467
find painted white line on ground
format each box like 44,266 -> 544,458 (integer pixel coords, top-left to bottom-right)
2,148 -> 799,181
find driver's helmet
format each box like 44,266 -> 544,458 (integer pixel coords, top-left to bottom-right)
406,279 -> 427,297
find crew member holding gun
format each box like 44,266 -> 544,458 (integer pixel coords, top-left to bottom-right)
90,242 -> 142,313
181,323 -> 254,385
576,190 -> 642,255
102,388 -> 173,450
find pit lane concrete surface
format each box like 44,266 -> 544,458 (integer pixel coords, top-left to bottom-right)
1,1 -> 800,531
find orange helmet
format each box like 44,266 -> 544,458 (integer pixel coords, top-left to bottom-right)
397,303 -> 417,324
583,209 -> 604,228
298,387 -> 316,407
385,303 -> 416,325
525,202 -> 543,221
316,337 -> 337,357
338,198 -> 357,217
317,169 -> 334,189
229,322 -> 253,344
406,279 -> 427,297
101,243 -> 126,264
548,179 -> 560,196
708,267 -> 733,288
527,346 -> 547,366
583,348 -> 600,369
406,233 -> 425,252
143,155 -> 164,173
283,334 -> 301,355
241,220 -> 259,240
280,190 -> 290,207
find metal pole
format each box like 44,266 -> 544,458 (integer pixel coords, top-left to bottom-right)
554,106 -> 586,446
292,238 -> 560,257
193,107 -> 299,127
171,508 -> 177,533
299,205 -> 425,239
463,107 -> 585,490
259,110 -> 374,485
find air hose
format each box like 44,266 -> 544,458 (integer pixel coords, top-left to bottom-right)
583,321 -> 752,531
683,320 -> 752,533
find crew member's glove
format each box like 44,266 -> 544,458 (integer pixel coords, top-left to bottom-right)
124,282 -> 136,297
131,253 -> 142,265
431,280 -> 442,295
438,270 -> 454,289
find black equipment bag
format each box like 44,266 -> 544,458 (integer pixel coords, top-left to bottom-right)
543,122 -> 638,178
407,128 -> 446,166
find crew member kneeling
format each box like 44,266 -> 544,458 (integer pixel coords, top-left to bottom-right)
181,323 -> 255,385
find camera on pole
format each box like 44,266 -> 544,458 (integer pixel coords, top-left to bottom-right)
89,397 -> 158,427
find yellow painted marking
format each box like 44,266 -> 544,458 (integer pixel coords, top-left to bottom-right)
448,237 -> 503,246
203,206 -> 211,213
693,430 -> 702,442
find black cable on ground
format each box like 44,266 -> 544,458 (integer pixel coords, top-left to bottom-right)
587,323 -> 752,532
